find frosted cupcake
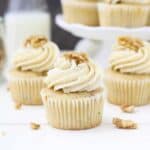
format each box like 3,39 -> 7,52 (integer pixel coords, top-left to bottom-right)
98,0 -> 150,27
61,0 -> 100,26
41,52 -> 104,130
9,36 -> 60,105
105,36 -> 150,106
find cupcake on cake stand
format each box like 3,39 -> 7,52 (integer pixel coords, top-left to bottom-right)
56,15 -> 150,68
56,0 -> 150,68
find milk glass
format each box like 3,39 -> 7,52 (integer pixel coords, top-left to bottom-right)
4,0 -> 51,72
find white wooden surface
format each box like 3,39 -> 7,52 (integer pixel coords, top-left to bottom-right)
0,83 -> 150,150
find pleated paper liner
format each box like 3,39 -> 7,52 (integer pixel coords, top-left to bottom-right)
105,69 -> 150,106
61,0 -> 99,26
41,88 -> 104,130
9,70 -> 46,105
98,3 -> 150,27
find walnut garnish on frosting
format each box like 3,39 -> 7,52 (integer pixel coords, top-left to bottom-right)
24,35 -> 48,48
106,0 -> 121,4
63,52 -> 89,64
118,36 -> 144,51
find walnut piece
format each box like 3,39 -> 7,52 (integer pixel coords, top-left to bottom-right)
30,122 -> 40,130
106,0 -> 121,4
113,118 -> 138,129
14,103 -> 22,110
121,105 -> 135,113
24,35 -> 48,48
118,36 -> 144,51
64,52 -> 89,64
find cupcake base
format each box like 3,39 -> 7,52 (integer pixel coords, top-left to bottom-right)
41,88 -> 104,130
105,69 -> 150,106
98,3 -> 150,27
9,69 -> 46,105
61,0 -> 99,26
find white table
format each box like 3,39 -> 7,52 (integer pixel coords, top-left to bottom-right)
0,82 -> 150,150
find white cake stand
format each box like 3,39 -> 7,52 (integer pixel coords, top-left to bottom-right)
56,15 -> 150,68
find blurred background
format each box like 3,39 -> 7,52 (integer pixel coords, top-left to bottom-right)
0,0 -> 78,49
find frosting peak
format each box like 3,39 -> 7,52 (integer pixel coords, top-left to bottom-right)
109,36 -> 150,75
13,36 -> 60,73
45,52 -> 102,93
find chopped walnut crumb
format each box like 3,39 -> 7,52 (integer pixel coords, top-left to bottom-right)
24,35 -> 48,48
30,122 -> 40,130
106,0 -> 121,4
113,118 -> 138,129
118,36 -> 144,51
121,105 -> 135,113
14,103 -> 22,110
0,131 -> 6,137
64,52 -> 88,64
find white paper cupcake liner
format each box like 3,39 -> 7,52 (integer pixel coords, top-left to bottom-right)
105,70 -> 150,106
98,3 -> 150,27
61,0 -> 99,26
41,88 -> 104,130
9,76 -> 45,105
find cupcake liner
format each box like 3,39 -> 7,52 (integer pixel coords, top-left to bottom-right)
105,70 -> 150,106
41,88 -> 104,130
98,3 -> 150,27
61,0 -> 99,26
9,74 -> 45,105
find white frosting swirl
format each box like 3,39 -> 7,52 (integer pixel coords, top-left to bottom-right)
45,54 -> 102,93
109,42 -> 150,75
13,42 -> 60,73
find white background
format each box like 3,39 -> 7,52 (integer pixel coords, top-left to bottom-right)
0,83 -> 150,150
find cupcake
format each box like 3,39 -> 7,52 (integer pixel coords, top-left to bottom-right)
105,36 -> 150,106
9,36 -> 60,105
41,52 -> 104,130
98,0 -> 150,27
61,0 -> 100,26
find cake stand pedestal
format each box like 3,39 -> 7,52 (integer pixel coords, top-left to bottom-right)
56,15 -> 150,68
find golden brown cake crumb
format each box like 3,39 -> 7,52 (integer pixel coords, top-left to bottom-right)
118,36 -> 144,51
121,105 -> 135,113
30,122 -> 40,130
64,52 -> 88,64
113,118 -> 138,129
24,35 -> 48,48
14,103 -> 22,110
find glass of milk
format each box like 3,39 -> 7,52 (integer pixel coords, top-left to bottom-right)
4,0 -> 51,73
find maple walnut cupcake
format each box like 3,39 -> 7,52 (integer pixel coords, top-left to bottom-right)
105,36 -> 150,106
41,52 -> 104,130
61,0 -> 100,26
9,36 -> 60,105
98,0 -> 150,27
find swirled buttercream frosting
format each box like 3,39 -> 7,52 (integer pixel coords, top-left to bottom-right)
45,52 -> 102,93
13,36 -> 60,73
109,36 -> 150,75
